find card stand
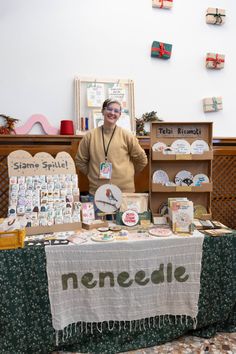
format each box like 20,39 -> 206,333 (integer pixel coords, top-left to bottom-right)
152,213 -> 170,226
152,182 -> 213,193
25,222 -> 82,236
82,220 -> 109,230
152,150 -> 213,161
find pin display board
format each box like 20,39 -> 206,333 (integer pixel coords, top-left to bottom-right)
75,77 -> 135,133
7,150 -> 81,235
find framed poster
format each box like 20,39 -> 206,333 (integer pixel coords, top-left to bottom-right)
75,77 -> 135,133
93,110 -> 104,128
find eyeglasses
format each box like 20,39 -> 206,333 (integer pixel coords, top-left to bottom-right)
105,107 -> 121,114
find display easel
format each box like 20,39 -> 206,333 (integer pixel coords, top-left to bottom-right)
74,76 -> 135,133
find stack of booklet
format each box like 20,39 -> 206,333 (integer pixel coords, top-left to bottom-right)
168,198 -> 193,234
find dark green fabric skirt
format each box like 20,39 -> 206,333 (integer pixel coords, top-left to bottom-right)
0,234 -> 235,354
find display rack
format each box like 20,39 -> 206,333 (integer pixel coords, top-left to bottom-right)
74,76 -> 135,133
149,122 -> 213,219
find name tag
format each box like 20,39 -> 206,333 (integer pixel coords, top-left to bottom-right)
99,162 -> 112,179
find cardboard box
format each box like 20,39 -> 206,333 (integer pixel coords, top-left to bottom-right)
206,53 -> 225,69
25,222 -> 82,236
82,220 -> 108,230
206,8 -> 225,25
152,0 -> 173,9
203,97 -> 223,113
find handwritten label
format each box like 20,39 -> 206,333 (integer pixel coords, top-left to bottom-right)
156,126 -> 202,138
12,160 -> 68,171
8,150 -> 76,177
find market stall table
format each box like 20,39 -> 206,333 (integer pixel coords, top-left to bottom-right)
0,232 -> 236,354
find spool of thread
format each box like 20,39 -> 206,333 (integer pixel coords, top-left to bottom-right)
85,117 -> 89,130
60,120 -> 74,135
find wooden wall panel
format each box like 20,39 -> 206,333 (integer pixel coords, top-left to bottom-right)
212,138 -> 236,229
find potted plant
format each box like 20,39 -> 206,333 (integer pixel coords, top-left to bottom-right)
136,111 -> 162,136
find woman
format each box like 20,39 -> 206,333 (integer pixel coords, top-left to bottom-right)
75,99 -> 148,195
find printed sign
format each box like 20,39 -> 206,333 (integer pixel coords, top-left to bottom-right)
156,125 -> 203,138
8,150 -> 76,177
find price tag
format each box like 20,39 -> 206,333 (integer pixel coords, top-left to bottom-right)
176,154 -> 192,160
176,186 -> 192,192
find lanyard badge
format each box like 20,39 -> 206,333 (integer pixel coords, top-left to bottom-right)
99,161 -> 112,179
99,125 -> 116,180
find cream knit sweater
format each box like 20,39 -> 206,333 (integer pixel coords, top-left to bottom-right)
75,126 -> 148,194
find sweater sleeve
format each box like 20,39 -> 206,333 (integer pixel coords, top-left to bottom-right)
75,133 -> 90,175
128,134 -> 148,173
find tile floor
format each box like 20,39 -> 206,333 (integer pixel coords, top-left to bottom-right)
54,331 -> 236,354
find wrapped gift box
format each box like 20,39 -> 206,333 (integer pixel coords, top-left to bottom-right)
151,41 -> 172,59
152,0 -> 173,9
206,8 -> 225,25
203,97 -> 223,113
206,53 -> 225,69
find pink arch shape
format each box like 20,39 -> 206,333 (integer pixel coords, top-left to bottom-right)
15,114 -> 59,135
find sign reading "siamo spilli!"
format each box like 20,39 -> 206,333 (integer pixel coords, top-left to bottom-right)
7,150 -> 76,177
61,263 -> 189,290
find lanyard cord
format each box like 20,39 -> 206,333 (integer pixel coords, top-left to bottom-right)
101,125 -> 117,161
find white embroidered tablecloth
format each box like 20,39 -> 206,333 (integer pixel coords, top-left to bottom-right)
45,233 -> 204,331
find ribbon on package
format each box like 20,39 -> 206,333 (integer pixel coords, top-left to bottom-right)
158,0 -> 173,8
152,43 -> 171,58
206,54 -> 225,69
212,97 -> 219,111
206,8 -> 225,24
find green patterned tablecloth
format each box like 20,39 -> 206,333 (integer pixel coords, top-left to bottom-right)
0,234 -> 236,354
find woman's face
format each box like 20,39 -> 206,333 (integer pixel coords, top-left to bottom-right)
103,103 -> 121,127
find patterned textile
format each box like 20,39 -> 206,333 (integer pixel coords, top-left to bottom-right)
45,236 -> 204,332
0,234 -> 236,354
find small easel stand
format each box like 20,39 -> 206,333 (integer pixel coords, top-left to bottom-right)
97,211 -> 117,222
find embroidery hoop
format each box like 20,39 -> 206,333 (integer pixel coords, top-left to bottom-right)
94,184 -> 122,214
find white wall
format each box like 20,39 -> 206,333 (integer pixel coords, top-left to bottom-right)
0,0 -> 235,136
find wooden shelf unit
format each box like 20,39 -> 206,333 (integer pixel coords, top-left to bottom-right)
149,122 -> 213,219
